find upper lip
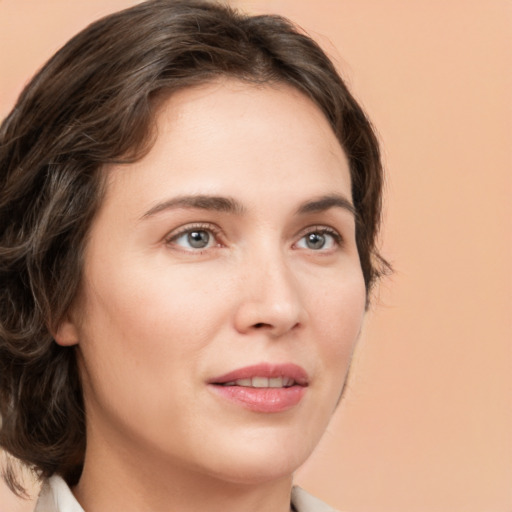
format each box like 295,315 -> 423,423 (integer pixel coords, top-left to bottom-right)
209,363 -> 309,386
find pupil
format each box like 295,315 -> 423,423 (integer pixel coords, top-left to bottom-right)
307,232 -> 325,249
188,230 -> 209,248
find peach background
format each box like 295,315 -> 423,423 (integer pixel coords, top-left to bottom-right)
1,1 -> 511,511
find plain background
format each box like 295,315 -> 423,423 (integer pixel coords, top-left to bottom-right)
1,1 -> 511,511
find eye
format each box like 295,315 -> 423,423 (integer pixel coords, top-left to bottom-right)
166,224 -> 220,251
295,228 -> 341,251
177,230 -> 212,249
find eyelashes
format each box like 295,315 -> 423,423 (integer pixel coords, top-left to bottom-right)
164,223 -> 344,254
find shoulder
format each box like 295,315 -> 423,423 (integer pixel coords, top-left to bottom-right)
291,486 -> 341,512
35,476 -> 84,512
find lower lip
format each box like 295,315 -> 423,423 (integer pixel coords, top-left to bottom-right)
209,384 -> 306,413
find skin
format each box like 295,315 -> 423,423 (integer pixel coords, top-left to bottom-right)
56,79 -> 367,512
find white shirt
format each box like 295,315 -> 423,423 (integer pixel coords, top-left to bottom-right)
35,476 -> 340,512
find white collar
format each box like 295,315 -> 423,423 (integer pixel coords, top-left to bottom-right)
35,476 -> 84,512
35,475 -> 338,512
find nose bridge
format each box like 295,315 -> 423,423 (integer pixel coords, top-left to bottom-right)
234,240 -> 307,336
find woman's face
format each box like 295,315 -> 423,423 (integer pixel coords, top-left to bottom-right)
60,80 -> 366,484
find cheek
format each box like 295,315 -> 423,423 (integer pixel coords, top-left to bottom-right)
315,268 -> 366,330
310,271 -> 366,373
76,277 -> 199,438
76,256 -> 230,393
84,251 -> 219,337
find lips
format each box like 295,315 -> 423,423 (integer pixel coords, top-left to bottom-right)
208,363 -> 308,413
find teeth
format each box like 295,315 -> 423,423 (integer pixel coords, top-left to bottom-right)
221,377 -> 295,388
252,377 -> 268,388
268,377 -> 282,388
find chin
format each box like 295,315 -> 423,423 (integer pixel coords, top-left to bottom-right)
193,431 -> 317,486
205,456 -> 300,486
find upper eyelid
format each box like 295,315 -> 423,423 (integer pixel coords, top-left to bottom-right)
164,223 -> 223,243
295,225 -> 343,239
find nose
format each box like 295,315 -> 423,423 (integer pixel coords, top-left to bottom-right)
233,252 -> 308,338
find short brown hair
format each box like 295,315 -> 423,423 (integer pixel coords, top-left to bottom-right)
0,0 -> 388,495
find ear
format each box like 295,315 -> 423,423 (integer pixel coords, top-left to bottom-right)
53,316 -> 80,346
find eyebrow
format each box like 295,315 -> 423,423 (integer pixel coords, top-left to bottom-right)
295,194 -> 356,217
141,195 -> 246,219
141,193 -> 355,220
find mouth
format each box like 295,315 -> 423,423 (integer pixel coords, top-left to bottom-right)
208,363 -> 308,413
210,363 -> 309,386
219,376 -> 297,388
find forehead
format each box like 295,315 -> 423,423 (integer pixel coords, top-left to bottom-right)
153,78 -> 343,164
102,79 -> 351,214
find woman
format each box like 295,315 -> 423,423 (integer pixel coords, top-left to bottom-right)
0,1 -> 388,511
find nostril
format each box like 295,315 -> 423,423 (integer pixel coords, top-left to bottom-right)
251,321 -> 301,331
